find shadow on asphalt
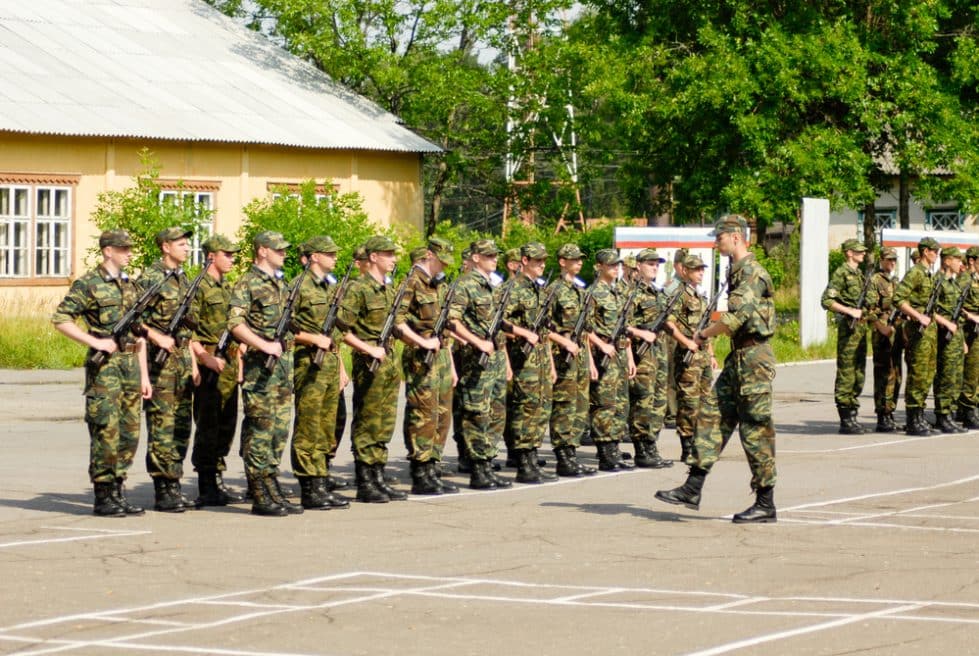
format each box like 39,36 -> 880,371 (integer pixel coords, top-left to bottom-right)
540,501 -> 711,522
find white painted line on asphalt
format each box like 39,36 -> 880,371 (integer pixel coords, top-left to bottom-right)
778,517 -> 979,534
781,432 -> 977,454
780,474 -> 979,512
830,495 -> 979,525
0,527 -> 151,549
405,467 -> 645,502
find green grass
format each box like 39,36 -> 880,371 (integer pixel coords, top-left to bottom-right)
0,315 -> 87,369
711,320 -> 837,364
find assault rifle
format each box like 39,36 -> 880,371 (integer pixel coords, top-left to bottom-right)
154,265 -> 210,366
943,277 -> 973,343
521,271 -> 559,355
634,286 -> 683,359
848,255 -> 876,329
565,283 -> 596,364
200,328 -> 232,386
425,275 -> 462,366
311,262 -> 355,368
478,266 -> 521,367
597,282 -> 641,370
368,267 -> 415,373
265,258 -> 313,371
683,281 -> 728,364
91,269 -> 177,366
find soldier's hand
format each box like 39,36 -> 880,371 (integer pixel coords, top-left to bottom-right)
203,353 -> 226,373
316,334 -> 333,351
919,315 -> 932,328
263,340 -> 284,358
421,336 -> 440,351
155,333 -> 176,353
140,378 -> 153,400
589,360 -> 599,381
565,341 -> 580,357
627,361 -> 637,379
476,338 -> 494,355
368,345 -> 387,361
599,341 -> 616,358
92,337 -> 118,355
340,368 -> 350,389
879,324 -> 895,338
850,307 -> 863,320
524,331 -> 540,346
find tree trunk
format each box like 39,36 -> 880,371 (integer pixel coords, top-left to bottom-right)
863,200 -> 876,248
426,156 -> 448,237
899,171 -> 910,230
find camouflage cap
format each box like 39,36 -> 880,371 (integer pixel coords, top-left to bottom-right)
622,255 -> 637,268
353,244 -> 368,261
520,242 -> 548,260
636,248 -> 665,263
460,247 -> 472,260
910,250 -> 921,262
682,253 -> 708,269
471,239 -> 501,256
410,246 -> 429,263
504,247 -> 522,264
99,229 -> 133,249
556,243 -> 584,260
301,235 -> 339,255
919,237 -> 941,251
841,238 -> 867,253
202,234 -> 240,254
880,247 -> 898,260
595,248 -> 623,265
710,214 -> 749,236
155,226 -> 193,247
365,235 -> 397,253
427,236 -> 455,265
254,231 -> 290,250
967,246 -> 979,260
673,247 -> 689,264
942,246 -> 964,259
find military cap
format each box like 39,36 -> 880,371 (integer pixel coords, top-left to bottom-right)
622,255 -> 637,269
427,236 -> 455,265
967,246 -> 979,260
302,235 -> 338,255
461,247 -> 472,260
636,248 -> 665,263
410,246 -> 429,263
202,233 -> 240,254
841,238 -> 867,253
556,243 -> 584,260
910,250 -> 921,262
353,245 -> 368,261
521,242 -> 548,260
710,214 -> 749,236
155,226 -> 193,247
879,247 -> 898,260
253,231 -> 290,250
365,235 -> 397,253
595,248 -> 623,265
673,247 -> 689,264
99,229 -> 133,249
504,247 -> 522,264
682,253 -> 708,269
471,239 -> 501,256
942,246 -> 964,259
919,237 -> 941,251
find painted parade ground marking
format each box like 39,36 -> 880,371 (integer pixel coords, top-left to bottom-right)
0,526 -> 151,550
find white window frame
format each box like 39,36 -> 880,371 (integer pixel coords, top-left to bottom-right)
158,190 -> 214,267
0,183 -> 72,279
926,208 -> 962,232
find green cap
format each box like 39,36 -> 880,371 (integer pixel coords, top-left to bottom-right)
673,247 -> 689,264
353,245 -> 368,261
410,246 -> 429,263
636,248 -> 665,263
710,214 -> 748,236
365,235 -> 397,253
427,236 -> 455,266
301,235 -> 339,255
202,234 -> 240,254
910,250 -> 921,262
919,237 -> 941,251
682,253 -> 708,269
967,247 -> 979,260
880,247 -> 898,260
942,246 -> 963,259
520,242 -> 548,260
155,226 -> 193,247
622,255 -> 637,268
841,238 -> 867,253
471,239 -> 501,256
99,229 -> 133,249
461,247 -> 472,260
254,231 -> 290,250
556,243 -> 583,260
595,249 -> 622,265
504,247 -> 522,264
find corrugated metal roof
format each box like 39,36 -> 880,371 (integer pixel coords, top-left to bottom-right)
0,0 -> 441,153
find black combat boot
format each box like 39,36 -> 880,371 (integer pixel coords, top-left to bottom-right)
372,463 -> 408,500
93,481 -> 126,517
530,448 -> 558,481
634,440 -> 673,469
963,407 -> 979,429
597,442 -> 617,471
906,408 -> 930,436
429,461 -> 459,494
839,407 -> 866,435
153,477 -> 186,513
312,477 -> 351,508
571,446 -> 597,475
875,411 -> 898,433
355,461 -> 389,503
196,469 -> 227,507
410,460 -> 442,495
456,450 -> 473,474
267,476 -> 304,514
679,436 -> 693,465
249,475 -> 287,517
485,461 -> 513,488
936,413 -> 968,434
113,478 -> 144,516
214,471 -> 246,503
732,486 -> 777,523
612,442 -> 635,469
515,450 -> 542,484
554,446 -> 583,477
469,459 -> 498,490
654,467 -> 708,510
171,479 -> 202,510
298,477 -> 331,510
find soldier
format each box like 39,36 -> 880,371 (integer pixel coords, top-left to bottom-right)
588,249 -> 637,471
452,246 -> 475,473
448,239 -> 514,490
337,235 -> 408,503
288,235 -> 352,510
626,248 -> 673,469
501,245 -> 525,467
504,242 -> 559,484
931,247 -> 968,433
655,215 -> 778,524
547,243 -> 597,476
821,238 -> 877,434
662,248 -> 687,429
396,238 -> 460,495
228,231 -> 301,517
956,247 -> 979,428
139,226 -> 199,512
870,247 -> 902,432
189,234 -> 246,506
894,237 -> 942,436
665,252 -> 717,462
52,230 -> 152,516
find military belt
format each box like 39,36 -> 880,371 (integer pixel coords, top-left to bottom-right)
733,335 -> 769,349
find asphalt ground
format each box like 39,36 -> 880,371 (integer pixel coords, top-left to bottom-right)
1,360 -> 978,656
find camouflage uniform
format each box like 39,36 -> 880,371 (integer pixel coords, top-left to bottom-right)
669,281 -> 714,463
549,276 -> 590,450
893,260 -> 938,412
628,280 -> 670,460
957,266 -> 979,425
821,260 -> 877,414
505,273 -> 552,452
589,277 -> 629,458
870,266 -> 902,419
933,271 -> 967,419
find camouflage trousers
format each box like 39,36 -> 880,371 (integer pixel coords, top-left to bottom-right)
550,343 -> 589,449
291,346 -> 341,477
191,347 -> 239,473
663,333 -> 678,422
694,343 -> 777,490
590,348 -> 626,444
144,345 -> 194,480
833,319 -> 868,409
959,328 -> 979,411
456,345 -> 506,460
903,321 -> 937,410
934,325 -> 965,414
673,345 -> 712,458
402,344 -> 453,463
871,328 -> 903,414
506,342 -> 552,451
350,350 -> 400,465
629,341 -> 667,443
333,388 -> 347,460
240,349 -> 294,478
451,346 -> 467,458
84,350 -> 142,483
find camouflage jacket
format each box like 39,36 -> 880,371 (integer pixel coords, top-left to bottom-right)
336,272 -> 397,342
506,274 -> 550,339
549,275 -> 589,337
290,272 -> 341,343
137,259 -> 193,341
935,272 -> 970,323
589,279 -> 625,341
870,270 -> 898,320
191,271 -> 232,346
396,267 -> 445,337
719,253 -> 775,340
448,270 -> 503,346
961,271 -> 979,314
630,280 -> 664,330
228,264 -> 290,341
821,262 -> 878,321
668,282 -> 708,338
52,265 -> 140,341
894,262 -> 935,313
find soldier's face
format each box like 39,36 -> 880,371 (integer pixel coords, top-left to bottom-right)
923,248 -> 938,265
266,247 -> 286,269
523,257 -> 546,278
639,261 -> 658,281
164,237 -> 190,264
316,252 -> 337,273
105,246 -> 132,270
211,250 -> 235,275
686,266 -> 705,285
474,253 -> 498,275
560,257 -> 583,275
371,250 -> 397,273
881,258 -> 896,273
715,231 -> 738,256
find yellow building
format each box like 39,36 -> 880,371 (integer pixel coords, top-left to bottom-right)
0,0 -> 439,306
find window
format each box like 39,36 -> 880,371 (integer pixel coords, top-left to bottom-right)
158,186 -> 216,267
926,209 -> 962,232
0,177 -> 75,280
268,182 -> 338,211
857,209 -> 896,234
